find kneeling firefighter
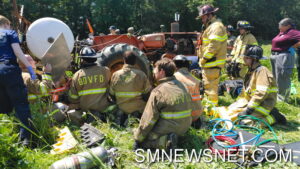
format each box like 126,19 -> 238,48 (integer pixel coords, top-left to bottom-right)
230,45 -> 286,125
133,58 -> 192,150
67,47 -> 111,125
19,54 -> 53,103
173,55 -> 203,128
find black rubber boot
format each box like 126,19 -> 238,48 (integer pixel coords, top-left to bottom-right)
270,108 -> 287,125
192,118 -> 202,129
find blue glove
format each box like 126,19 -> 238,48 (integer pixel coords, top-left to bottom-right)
288,47 -> 296,56
27,66 -> 37,80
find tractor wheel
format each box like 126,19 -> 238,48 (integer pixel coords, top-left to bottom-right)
97,43 -> 152,78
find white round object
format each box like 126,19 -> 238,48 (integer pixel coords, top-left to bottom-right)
26,17 -> 74,59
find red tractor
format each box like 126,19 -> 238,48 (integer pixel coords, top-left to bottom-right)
93,31 -> 200,77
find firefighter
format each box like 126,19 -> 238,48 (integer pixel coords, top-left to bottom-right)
109,51 -> 152,126
0,15 -> 36,146
231,45 -> 286,125
108,25 -> 117,35
68,47 -> 111,124
197,5 -> 227,106
228,21 -> 258,79
19,54 -> 53,102
133,58 -> 192,150
226,25 -> 236,56
173,55 -> 203,128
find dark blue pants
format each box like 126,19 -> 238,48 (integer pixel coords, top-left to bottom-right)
0,62 -> 32,139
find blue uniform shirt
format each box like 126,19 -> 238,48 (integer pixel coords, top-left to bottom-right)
0,29 -> 20,62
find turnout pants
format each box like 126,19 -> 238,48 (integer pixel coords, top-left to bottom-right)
0,63 -> 32,139
270,52 -> 294,101
202,68 -> 221,105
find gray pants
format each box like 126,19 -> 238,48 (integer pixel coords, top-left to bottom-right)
270,52 -> 294,101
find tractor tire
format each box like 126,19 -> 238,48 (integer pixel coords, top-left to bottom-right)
97,43 -> 152,78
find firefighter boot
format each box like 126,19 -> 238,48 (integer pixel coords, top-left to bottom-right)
270,108 -> 287,125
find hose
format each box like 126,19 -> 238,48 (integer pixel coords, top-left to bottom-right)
207,115 -> 278,153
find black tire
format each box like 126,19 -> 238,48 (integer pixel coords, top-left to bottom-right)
97,43 -> 152,78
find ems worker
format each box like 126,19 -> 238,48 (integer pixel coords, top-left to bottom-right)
133,58 -> 192,150
173,55 -> 203,126
19,54 -> 53,102
229,21 -> 258,78
0,15 -> 36,145
197,5 -> 227,106
68,47 -> 111,124
109,51 -> 152,126
232,45 -> 286,125
226,25 -> 236,56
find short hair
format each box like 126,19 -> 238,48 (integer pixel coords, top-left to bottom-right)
124,51 -> 136,65
155,58 -> 176,77
279,18 -> 296,28
0,15 -> 10,26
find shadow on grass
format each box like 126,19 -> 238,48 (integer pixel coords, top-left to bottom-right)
179,129 -> 209,152
287,97 -> 300,107
272,120 -> 300,132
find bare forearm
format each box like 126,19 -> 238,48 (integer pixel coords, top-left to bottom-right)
11,43 -> 31,67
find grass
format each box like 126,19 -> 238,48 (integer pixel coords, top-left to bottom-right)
1,44 -> 300,169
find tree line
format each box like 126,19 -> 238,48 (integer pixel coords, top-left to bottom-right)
1,0 -> 300,40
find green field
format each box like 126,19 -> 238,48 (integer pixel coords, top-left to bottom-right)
1,44 -> 300,169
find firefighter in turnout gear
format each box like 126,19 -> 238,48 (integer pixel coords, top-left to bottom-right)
226,25 -> 236,56
197,5 -> 227,106
230,45 -> 286,125
133,58 -> 192,150
173,55 -> 203,123
228,21 -> 258,79
19,55 -> 53,102
68,47 -> 111,124
109,51 -> 152,126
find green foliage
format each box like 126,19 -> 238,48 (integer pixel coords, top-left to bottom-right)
3,0 -> 299,39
